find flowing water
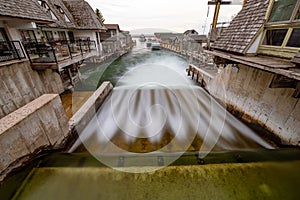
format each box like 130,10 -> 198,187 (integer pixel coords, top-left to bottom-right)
71,40 -> 273,156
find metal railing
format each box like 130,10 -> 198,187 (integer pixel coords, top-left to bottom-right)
0,41 -> 26,62
23,40 -> 96,64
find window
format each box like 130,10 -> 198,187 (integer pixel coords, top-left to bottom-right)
64,14 -> 71,23
0,28 -> 9,42
260,0 -> 300,54
58,31 -> 67,41
287,28 -> 300,47
262,29 -> 288,46
50,10 -> 58,20
42,31 -> 54,42
19,30 -> 37,42
38,0 -> 58,21
268,0 -> 298,22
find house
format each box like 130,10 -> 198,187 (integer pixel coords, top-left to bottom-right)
99,24 -> 133,55
0,0 -> 54,62
9,0 -> 108,88
205,0 -> 300,146
63,0 -> 107,54
100,24 -> 121,42
182,30 -> 207,53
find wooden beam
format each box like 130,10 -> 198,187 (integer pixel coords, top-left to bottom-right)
242,0 -> 247,8
212,1 -> 222,29
208,1 -> 231,5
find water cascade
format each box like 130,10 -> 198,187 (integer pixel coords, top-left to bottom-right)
70,46 -> 273,159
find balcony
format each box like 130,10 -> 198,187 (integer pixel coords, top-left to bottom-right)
0,41 -> 26,63
23,40 -> 97,71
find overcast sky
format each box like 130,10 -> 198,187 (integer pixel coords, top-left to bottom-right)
85,0 -> 243,34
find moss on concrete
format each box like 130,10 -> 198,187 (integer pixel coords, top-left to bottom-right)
13,161 -> 300,200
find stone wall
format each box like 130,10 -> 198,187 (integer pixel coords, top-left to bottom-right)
0,60 -> 64,119
207,64 -> 300,146
0,94 -> 69,180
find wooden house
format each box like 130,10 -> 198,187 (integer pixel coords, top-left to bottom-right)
206,0 -> 300,146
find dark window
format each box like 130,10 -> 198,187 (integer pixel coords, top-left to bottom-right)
42,31 -> 54,42
58,31 -> 67,41
262,29 -> 288,46
268,0 -> 297,22
287,28 -> 300,47
0,28 -> 9,42
68,31 -> 75,42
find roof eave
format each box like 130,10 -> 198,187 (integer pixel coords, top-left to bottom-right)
0,15 -> 54,24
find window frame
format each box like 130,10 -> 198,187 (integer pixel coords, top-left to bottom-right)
258,0 -> 300,58
266,0 -> 300,26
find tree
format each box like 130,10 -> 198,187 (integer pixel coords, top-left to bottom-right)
95,8 -> 105,24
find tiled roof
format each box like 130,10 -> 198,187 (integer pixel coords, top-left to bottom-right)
212,0 -> 269,54
0,0 -> 53,22
63,0 -> 106,30
189,35 -> 207,41
105,24 -> 120,31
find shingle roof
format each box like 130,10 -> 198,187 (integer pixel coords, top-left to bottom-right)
212,0 -> 269,54
105,24 -> 120,31
44,0 -> 77,29
0,0 -> 53,22
63,0 -> 106,30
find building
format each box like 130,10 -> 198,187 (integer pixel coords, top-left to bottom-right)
63,0 -> 107,54
99,24 -> 133,55
205,0 -> 300,146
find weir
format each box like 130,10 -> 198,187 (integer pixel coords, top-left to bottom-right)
70,42 -> 273,157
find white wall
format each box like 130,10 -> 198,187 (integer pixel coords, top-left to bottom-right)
74,30 -> 100,54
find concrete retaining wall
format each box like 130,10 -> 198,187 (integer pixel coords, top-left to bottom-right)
0,60 -> 64,119
69,81 -> 113,135
0,94 -> 69,179
207,64 -> 300,146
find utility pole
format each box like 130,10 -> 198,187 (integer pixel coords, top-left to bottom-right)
208,0 -> 231,29
242,0 -> 247,8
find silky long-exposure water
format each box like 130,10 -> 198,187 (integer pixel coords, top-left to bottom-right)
71,41 -> 273,162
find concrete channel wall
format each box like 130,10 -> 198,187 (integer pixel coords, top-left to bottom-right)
0,60 -> 64,119
207,64 -> 300,146
69,81 -> 113,137
0,94 -> 69,180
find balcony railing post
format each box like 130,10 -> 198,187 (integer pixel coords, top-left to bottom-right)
23,43 -> 32,63
79,42 -> 83,56
51,46 -> 58,63
68,43 -> 73,59
11,41 -> 21,60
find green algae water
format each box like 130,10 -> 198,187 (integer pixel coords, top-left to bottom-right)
1,41 -> 300,200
